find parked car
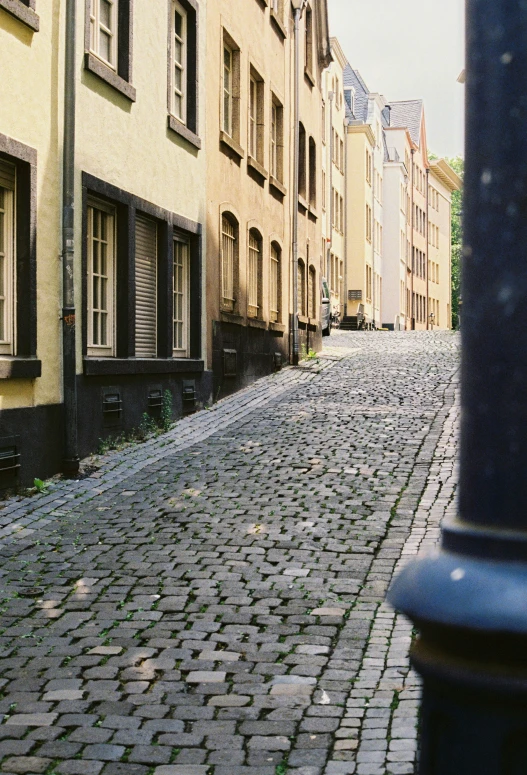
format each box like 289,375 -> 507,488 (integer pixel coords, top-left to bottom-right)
321,278 -> 331,337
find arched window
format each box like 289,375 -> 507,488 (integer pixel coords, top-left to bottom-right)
248,228 -> 262,319
270,242 -> 281,323
298,259 -> 306,316
221,213 -> 238,312
308,266 -> 316,319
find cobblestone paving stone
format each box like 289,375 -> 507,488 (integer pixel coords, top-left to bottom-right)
0,332 -> 460,775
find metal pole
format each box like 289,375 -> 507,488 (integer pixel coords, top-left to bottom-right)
62,0 -> 79,475
371,146 -> 376,329
291,6 -> 302,366
388,0 -> 527,770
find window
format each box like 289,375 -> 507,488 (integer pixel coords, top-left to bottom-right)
304,5 -> 313,75
340,196 -> 344,234
85,0 -> 135,101
223,45 -> 233,136
90,0 -> 117,70
248,229 -> 262,319
270,96 -> 283,182
222,32 -> 240,146
298,259 -> 306,315
171,1 -> 186,122
173,235 -> 190,356
87,199 -> 116,357
0,161 -> 15,356
366,150 -> 372,185
322,170 -> 326,210
366,204 -> 372,242
221,214 -> 237,312
270,242 -> 281,323
322,101 -> 326,143
299,123 -> 307,199
366,265 -> 372,302
135,215 -> 158,358
0,0 -> 39,30
309,137 -> 317,207
308,266 -> 316,318
340,139 -> 344,172
249,69 -> 264,165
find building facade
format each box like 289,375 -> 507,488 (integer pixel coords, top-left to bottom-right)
0,0 -> 209,485
206,0 -> 331,394
343,66 -> 387,328
321,38 -> 346,321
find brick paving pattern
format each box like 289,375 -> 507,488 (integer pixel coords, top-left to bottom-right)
0,331 -> 460,775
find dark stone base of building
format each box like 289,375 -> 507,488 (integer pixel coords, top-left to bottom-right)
211,319 -> 322,398
0,369 -> 213,489
0,403 -> 64,490
212,320 -> 291,398
76,369 -> 213,460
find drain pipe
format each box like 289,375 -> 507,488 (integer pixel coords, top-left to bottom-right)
61,0 -> 79,476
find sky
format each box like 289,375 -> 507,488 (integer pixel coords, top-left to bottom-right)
327,0 -> 465,159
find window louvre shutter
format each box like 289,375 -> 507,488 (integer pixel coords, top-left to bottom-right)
135,215 -> 157,358
0,160 -> 15,191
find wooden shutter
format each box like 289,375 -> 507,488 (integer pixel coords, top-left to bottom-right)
0,160 -> 15,191
135,214 -> 157,358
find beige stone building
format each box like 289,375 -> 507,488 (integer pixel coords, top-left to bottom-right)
321,38 -> 347,324
342,66 -> 388,329
1,0 -> 209,484
206,0 -> 331,392
428,159 -> 462,329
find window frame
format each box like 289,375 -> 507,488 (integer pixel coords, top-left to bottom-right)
0,167 -> 15,356
247,228 -> 262,320
84,0 -> 136,102
270,95 -> 284,184
221,212 -> 238,313
270,241 -> 281,323
86,197 -> 117,358
0,135 -> 39,379
171,0 -> 187,124
173,233 -> 190,356
167,0 -> 201,149
89,0 -> 118,72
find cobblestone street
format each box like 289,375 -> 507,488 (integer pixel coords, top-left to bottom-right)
0,332 -> 460,775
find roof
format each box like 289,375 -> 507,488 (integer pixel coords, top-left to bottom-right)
429,159 -> 463,192
343,64 -> 369,122
388,100 -> 423,146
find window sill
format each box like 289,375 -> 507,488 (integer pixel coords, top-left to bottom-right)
298,194 -> 308,212
0,358 -> 41,380
270,8 -> 287,39
269,176 -> 287,197
220,311 -> 244,326
0,0 -> 39,30
84,52 -> 137,102
168,115 -> 201,150
298,315 -> 309,327
220,131 -> 244,161
308,204 -> 318,221
304,68 -> 315,88
308,319 -> 318,331
247,155 -> 268,181
83,357 -> 204,376
269,321 -> 286,333
247,317 -> 267,330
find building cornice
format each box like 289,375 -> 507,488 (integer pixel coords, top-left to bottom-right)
346,123 -> 376,146
430,159 -> 463,191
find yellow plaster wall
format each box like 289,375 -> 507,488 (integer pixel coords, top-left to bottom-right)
0,1 -> 63,411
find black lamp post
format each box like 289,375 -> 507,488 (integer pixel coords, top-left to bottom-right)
388,0 -> 527,771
